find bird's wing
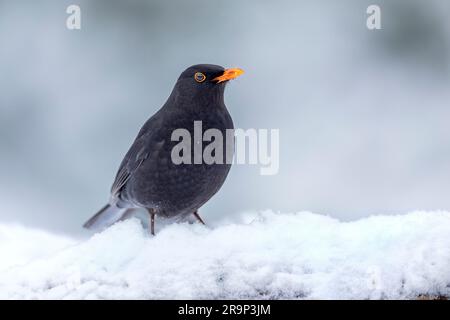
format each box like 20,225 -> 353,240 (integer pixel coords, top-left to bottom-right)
110,112 -> 166,200
110,136 -> 149,198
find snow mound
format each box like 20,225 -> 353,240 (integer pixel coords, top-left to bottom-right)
1,211 -> 450,299
0,224 -> 75,272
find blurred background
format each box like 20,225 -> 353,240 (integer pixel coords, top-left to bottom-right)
0,0 -> 449,235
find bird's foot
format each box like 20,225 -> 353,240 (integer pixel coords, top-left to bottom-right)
192,211 -> 206,225
147,208 -> 156,236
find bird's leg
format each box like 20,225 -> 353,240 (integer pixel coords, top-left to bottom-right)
192,210 -> 206,225
147,208 -> 156,236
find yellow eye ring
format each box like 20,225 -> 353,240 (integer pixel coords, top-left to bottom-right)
194,72 -> 206,83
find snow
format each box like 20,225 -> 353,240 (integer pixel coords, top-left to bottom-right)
0,211 -> 450,299
0,224 -> 75,272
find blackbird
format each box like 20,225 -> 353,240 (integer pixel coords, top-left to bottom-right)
83,64 -> 244,234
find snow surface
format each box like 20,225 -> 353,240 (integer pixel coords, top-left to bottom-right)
0,211 -> 450,299
0,224 -> 75,272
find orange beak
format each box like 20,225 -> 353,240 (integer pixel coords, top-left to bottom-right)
213,68 -> 244,83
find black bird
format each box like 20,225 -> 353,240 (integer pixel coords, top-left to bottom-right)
83,64 -> 244,234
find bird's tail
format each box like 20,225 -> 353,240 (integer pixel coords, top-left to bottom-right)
83,204 -> 128,231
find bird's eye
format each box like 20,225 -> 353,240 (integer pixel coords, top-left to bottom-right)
194,72 -> 206,83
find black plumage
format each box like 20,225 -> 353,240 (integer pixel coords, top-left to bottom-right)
83,64 -> 243,234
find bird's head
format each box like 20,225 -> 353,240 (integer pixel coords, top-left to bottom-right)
172,64 -> 244,105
